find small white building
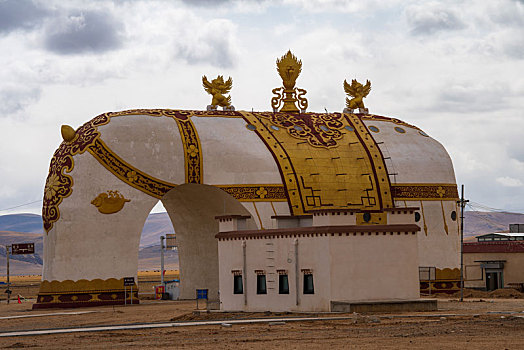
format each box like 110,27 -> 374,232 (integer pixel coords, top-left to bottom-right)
216,209 -> 422,312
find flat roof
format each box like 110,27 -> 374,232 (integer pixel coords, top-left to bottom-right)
463,241 -> 524,253
214,215 -> 251,220
216,224 -> 420,239
476,232 -> 524,238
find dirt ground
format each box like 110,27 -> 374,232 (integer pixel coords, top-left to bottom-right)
1,276 -> 524,349
0,298 -> 523,349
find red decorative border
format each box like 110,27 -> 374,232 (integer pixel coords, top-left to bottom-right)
43,114 -> 110,232
358,113 -> 422,131
254,112 -> 346,148
107,109 -> 243,120
420,281 -> 460,295
391,184 -> 459,200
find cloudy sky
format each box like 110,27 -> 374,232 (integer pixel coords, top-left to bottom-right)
1,0 -> 523,216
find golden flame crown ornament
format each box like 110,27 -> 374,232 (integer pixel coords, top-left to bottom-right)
343,79 -> 371,114
271,50 -> 308,113
202,75 -> 235,111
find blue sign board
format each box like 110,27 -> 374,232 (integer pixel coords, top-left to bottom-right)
196,289 -> 208,300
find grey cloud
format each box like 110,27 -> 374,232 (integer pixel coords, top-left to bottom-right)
432,83 -> 509,113
406,5 -> 465,36
176,42 -> 236,68
485,1 -> 524,59
174,20 -> 237,68
505,134 -> 524,163
489,2 -> 524,26
508,150 -> 524,164
181,0 -> 231,6
0,0 -> 49,33
0,87 -> 41,115
44,10 -> 123,55
503,38 -> 524,59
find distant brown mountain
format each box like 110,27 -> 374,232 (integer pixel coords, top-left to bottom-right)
0,214 -> 43,233
139,212 -> 176,247
138,244 -> 178,271
0,213 -> 174,248
464,211 -> 524,237
0,213 -> 178,274
1,210 -> 523,275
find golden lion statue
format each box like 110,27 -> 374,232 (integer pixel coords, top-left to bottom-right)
344,79 -> 371,112
202,75 -> 233,109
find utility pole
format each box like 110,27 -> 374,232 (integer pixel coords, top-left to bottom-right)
6,245 -> 10,304
160,235 -> 165,287
458,184 -> 469,302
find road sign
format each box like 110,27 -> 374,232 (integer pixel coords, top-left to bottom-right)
11,243 -> 34,255
196,289 -> 208,310
165,234 -> 177,248
123,277 -> 136,306
123,277 -> 135,286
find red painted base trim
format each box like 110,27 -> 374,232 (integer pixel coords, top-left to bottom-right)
420,280 -> 461,295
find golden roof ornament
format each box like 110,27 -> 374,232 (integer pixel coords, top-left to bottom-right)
202,75 -> 235,111
61,125 -> 76,142
271,50 -> 308,113
343,79 -> 371,114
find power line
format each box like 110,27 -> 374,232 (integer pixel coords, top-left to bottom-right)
466,203 -> 510,229
468,201 -> 524,215
0,199 -> 41,212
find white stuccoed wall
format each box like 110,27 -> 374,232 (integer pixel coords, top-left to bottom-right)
365,120 -> 460,270
218,231 -> 419,312
43,151 -> 159,282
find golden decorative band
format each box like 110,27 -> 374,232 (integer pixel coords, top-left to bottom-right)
215,184 -> 457,203
88,136 -> 287,202
38,278 -> 133,294
217,184 -> 287,202
345,113 -> 393,210
175,118 -> 203,184
34,278 -> 138,309
391,184 -> 459,200
239,111 -> 395,215
88,139 -> 176,199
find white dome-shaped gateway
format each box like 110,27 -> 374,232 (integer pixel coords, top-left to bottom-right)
35,50 -> 457,310
35,108 -> 459,309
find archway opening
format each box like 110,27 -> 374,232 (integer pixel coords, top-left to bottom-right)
160,183 -> 257,300
139,201 -> 178,282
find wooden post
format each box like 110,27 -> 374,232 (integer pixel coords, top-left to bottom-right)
6,245 -> 10,304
